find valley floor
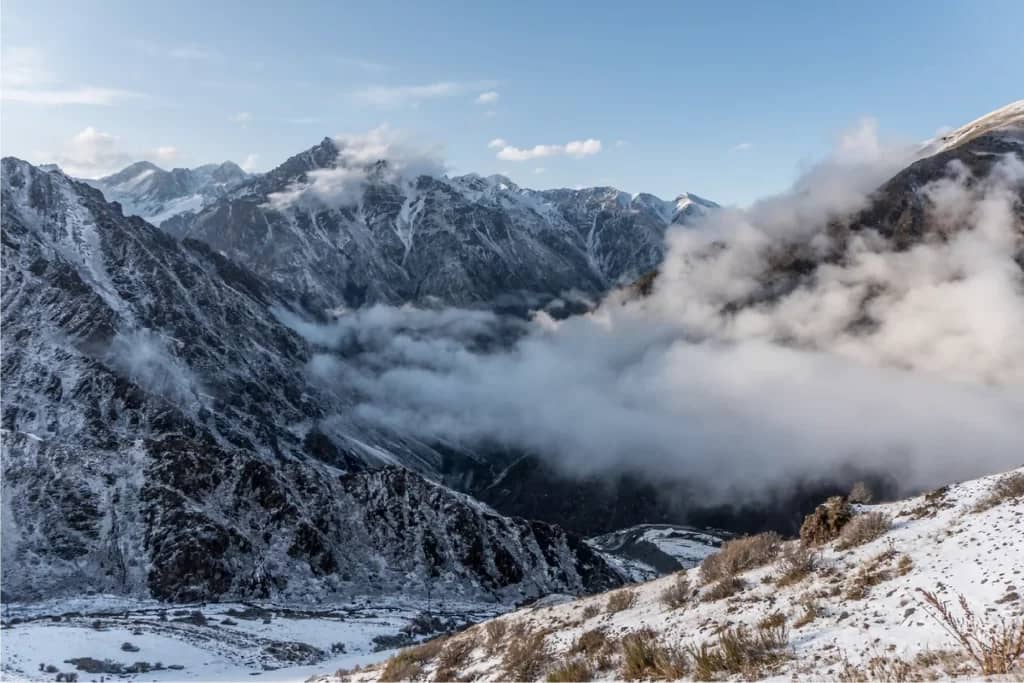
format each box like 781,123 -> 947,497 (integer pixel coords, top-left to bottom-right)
0,596 -> 503,682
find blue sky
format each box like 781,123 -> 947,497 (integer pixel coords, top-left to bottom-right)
2,0 -> 1022,205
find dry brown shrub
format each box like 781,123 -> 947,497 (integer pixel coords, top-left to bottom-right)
545,658 -> 593,682
700,532 -> 782,583
800,496 -> 853,546
620,628 -> 688,680
917,589 -> 1024,674
570,628 -> 608,657
836,511 -> 890,550
685,622 -> 789,680
972,472 -> 1024,513
434,638 -> 475,681
381,638 -> 447,682
502,630 -> 551,681
484,620 -> 508,655
776,543 -> 817,587
606,589 -> 638,613
702,575 -> 745,602
848,481 -> 874,504
659,572 -> 692,609
580,603 -> 600,620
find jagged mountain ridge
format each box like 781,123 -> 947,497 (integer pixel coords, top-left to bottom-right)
0,157 -> 624,604
86,160 -> 249,226
157,137 -> 716,311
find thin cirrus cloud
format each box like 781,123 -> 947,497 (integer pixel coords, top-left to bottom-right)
730,142 -> 754,152
3,86 -> 138,106
488,137 -> 603,161
352,80 -> 497,107
1,46 -> 140,106
475,91 -> 499,105
231,112 -> 253,124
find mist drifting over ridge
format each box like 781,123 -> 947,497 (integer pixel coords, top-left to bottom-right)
280,116 -> 1024,503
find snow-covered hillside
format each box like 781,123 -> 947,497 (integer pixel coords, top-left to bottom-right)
323,468 -> 1024,681
86,160 -> 249,224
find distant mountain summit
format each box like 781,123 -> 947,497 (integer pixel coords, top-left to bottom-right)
156,136 -> 717,311
87,160 -> 249,225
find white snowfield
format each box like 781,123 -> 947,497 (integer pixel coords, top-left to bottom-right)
0,598 -> 501,682
322,467 -> 1024,681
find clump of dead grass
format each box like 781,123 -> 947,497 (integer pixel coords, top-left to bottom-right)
836,511 -> 890,550
701,532 -> 782,583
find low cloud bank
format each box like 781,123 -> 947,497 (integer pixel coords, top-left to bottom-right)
283,120 -> 1024,501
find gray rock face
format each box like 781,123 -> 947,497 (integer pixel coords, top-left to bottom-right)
0,158 -> 623,604
86,160 -> 249,225
161,138 -> 716,312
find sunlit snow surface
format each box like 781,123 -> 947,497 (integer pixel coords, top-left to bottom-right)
0,597 -> 503,682
321,468 -> 1024,681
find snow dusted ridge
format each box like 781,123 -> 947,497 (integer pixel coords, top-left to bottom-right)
921,99 -> 1024,156
85,160 -> 249,225
320,468 -> 1024,681
159,138 -> 718,312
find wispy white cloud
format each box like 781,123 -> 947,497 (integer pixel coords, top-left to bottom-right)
730,142 -> 754,152
1,46 -> 140,106
50,127 -> 133,177
153,146 -> 179,164
3,86 -> 138,106
287,116 -> 320,125
534,167 -> 546,174
352,80 -> 496,107
241,153 -> 261,172
231,111 -> 253,124
475,90 -> 499,105
491,138 -> 602,161
265,126 -> 444,210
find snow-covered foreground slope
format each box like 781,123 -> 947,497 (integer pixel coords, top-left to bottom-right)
320,468 -> 1024,681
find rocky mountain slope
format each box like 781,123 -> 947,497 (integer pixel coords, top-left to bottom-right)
159,138 -> 716,311
0,158 -> 623,605
86,160 -> 248,225
321,467 -> 1024,682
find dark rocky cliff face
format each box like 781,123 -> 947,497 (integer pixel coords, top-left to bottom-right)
0,158 -> 623,604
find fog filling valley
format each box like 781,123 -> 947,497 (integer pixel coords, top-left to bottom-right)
274,121 -> 1024,504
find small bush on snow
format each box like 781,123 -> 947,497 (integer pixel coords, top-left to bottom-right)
836,511 -> 890,550
700,532 -> 782,583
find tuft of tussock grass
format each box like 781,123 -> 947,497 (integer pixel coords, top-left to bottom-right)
701,532 -> 782,583
433,637 -> 475,681
620,628 -> 689,680
484,620 -> 508,655
502,630 -> 551,682
972,472 -> 1024,513
659,571 -> 692,609
606,589 -> 638,613
776,543 -> 817,587
800,496 -> 853,546
380,637 -> 447,682
686,622 -> 790,680
545,658 -> 593,682
848,481 -> 874,504
702,575 -> 745,602
836,511 -> 891,550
